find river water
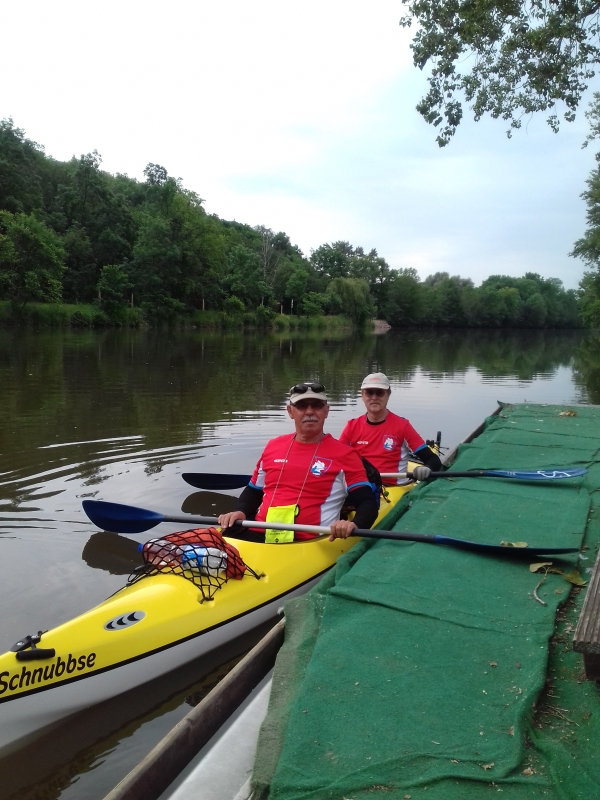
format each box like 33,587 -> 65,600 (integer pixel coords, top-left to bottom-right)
0,326 -> 598,799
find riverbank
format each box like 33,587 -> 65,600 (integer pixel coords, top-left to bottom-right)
0,302 -> 355,332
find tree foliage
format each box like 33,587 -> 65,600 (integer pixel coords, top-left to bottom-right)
97,264 -> 131,316
0,211 -> 65,310
0,118 -> 584,329
570,112 -> 600,326
400,0 -> 600,145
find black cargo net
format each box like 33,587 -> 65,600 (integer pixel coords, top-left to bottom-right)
129,527 -> 261,602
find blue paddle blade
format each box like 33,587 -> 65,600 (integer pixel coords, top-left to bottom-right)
83,500 -> 164,534
485,467 -> 587,480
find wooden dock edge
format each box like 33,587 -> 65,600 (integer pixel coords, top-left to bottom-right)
102,618 -> 285,800
573,548 -> 600,680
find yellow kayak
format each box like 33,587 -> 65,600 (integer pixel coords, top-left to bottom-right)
0,485 -> 411,755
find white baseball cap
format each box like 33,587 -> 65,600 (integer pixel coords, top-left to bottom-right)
289,382 -> 328,405
361,372 -> 390,390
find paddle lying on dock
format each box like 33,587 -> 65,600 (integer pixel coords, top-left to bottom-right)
182,466 -> 588,491
381,467 -> 589,481
82,500 -> 579,556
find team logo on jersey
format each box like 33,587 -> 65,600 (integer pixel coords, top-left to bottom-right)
383,435 -> 398,451
310,458 -> 332,476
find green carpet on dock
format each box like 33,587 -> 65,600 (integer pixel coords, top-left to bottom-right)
252,403 -> 600,800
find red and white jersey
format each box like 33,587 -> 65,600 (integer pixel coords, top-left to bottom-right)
249,433 -> 370,539
339,411 -> 426,484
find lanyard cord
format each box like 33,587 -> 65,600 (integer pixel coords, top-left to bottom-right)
270,435 -> 322,513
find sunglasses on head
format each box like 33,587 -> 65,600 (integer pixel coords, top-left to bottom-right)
363,388 -> 386,397
290,382 -> 326,395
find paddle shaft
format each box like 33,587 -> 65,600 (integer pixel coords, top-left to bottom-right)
160,514 -> 575,554
182,466 -> 587,491
161,513 -> 436,543
383,471 -> 526,479
81,501 -> 579,556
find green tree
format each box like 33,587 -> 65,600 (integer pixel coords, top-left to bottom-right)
58,150 -> 135,302
311,242 -> 352,281
348,247 -> 392,312
522,292 -> 548,327
96,264 -> 131,318
0,118 -> 46,213
400,0 -> 600,145
497,287 -> 522,325
62,223 -> 95,303
326,277 -> 375,324
0,211 -> 65,310
222,295 -> 245,327
421,274 -> 469,325
302,292 -> 328,317
130,215 -> 183,319
578,271 -> 600,327
143,163 -> 168,186
382,268 -> 424,326
255,225 -> 281,296
285,268 -> 309,313
222,244 -> 271,308
573,155 -> 600,323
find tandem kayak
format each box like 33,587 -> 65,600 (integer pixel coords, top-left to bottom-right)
0,484 -> 412,755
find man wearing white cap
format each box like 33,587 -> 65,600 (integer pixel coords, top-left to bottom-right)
340,372 -> 442,485
219,382 -> 379,541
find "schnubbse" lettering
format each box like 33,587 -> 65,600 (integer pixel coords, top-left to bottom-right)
0,652 -> 97,694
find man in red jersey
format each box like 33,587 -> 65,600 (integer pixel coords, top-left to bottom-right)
340,372 -> 442,485
218,382 -> 378,542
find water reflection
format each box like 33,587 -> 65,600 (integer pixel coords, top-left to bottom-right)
573,332 -> 600,402
181,491 -> 239,517
81,532 -> 143,575
1,327 -> 596,487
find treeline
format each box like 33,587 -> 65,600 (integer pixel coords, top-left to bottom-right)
0,118 -> 583,328
571,93 -> 600,330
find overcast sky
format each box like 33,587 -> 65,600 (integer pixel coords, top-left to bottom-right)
2,0 -> 597,289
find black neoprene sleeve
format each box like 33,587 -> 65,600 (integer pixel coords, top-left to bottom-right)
418,446 -> 443,472
235,485 -> 263,519
349,485 -> 380,529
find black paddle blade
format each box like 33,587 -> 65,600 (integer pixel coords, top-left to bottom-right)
182,473 -> 251,491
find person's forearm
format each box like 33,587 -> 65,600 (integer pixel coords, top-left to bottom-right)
236,485 -> 263,519
417,446 -> 443,471
349,486 -> 379,529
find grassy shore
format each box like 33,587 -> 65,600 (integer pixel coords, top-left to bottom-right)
0,302 -> 355,331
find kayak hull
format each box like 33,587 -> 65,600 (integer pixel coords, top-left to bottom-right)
0,572 -> 323,755
0,485 -> 410,755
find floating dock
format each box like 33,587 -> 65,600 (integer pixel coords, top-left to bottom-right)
251,402 -> 600,799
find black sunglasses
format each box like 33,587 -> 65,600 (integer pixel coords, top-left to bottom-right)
290,382 -> 326,395
293,399 -> 326,410
363,388 -> 386,397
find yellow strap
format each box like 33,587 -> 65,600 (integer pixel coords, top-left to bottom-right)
265,504 -> 298,544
